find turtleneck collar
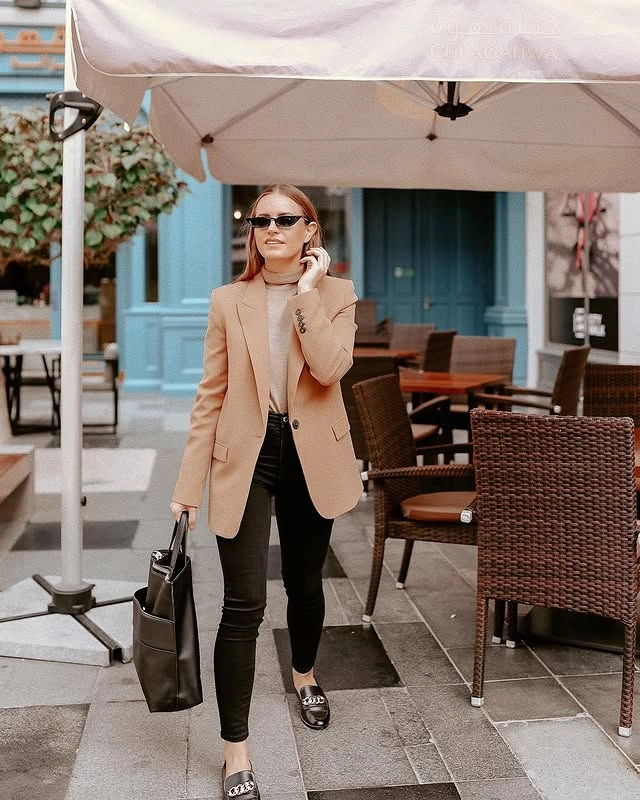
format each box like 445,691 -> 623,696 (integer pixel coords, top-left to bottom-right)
262,266 -> 304,285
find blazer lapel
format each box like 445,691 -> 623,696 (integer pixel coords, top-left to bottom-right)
237,274 -> 269,421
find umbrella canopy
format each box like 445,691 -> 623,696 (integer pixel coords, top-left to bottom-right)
70,0 -> 640,190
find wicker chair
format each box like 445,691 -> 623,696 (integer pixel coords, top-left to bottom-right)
583,362 -> 640,424
471,344 -> 590,416
389,323 -> 436,362
353,373 -> 504,634
341,355 -> 398,469
407,329 -> 457,444
447,335 -> 516,432
470,410 -> 640,737
420,329 -> 457,372
354,299 -> 392,347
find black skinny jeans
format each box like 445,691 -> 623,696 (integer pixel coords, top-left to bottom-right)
214,410 -> 333,742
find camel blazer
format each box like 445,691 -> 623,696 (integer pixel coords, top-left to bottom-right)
172,271 -> 364,538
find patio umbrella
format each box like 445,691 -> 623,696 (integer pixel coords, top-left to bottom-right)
57,0 -> 640,598
69,0 -> 640,190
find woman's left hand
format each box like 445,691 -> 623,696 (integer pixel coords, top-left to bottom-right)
298,247 -> 331,293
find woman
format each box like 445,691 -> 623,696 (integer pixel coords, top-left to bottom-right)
170,184 -> 363,800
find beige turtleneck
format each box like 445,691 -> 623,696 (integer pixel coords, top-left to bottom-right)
262,266 -> 304,413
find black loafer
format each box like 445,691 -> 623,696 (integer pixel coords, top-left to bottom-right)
222,764 -> 260,799
298,684 -> 330,729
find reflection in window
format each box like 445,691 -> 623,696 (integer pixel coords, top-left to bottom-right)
230,185 -> 351,279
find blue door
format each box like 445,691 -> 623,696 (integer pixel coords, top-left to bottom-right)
363,189 -> 494,332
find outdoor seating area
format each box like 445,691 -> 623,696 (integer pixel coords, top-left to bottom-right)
4,3 -> 640,797
1,389 -> 640,799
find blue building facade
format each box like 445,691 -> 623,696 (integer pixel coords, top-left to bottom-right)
1,6 -> 528,394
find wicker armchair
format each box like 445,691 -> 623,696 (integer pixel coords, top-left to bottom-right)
341,355 -> 398,468
470,410 -> 640,737
408,329 -> 457,443
583,362 -> 640,424
389,323 -> 436,368
471,344 -> 590,416
447,335 -> 516,432
353,373 -> 504,635
420,329 -> 457,372
354,299 -> 392,347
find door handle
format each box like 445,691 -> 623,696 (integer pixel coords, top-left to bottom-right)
423,296 -> 430,311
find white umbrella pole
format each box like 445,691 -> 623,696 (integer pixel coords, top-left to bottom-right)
57,0 -> 89,595
581,194 -> 591,347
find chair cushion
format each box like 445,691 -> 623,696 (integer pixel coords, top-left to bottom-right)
400,491 -> 476,522
410,423 -> 439,442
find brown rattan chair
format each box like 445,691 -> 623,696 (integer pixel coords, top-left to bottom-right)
420,329 -> 457,372
354,299 -> 392,347
470,410 -> 640,737
353,373 -> 504,634
583,362 -> 640,424
407,329 -> 457,444
341,355 -> 398,469
447,335 -> 516,432
471,344 -> 590,416
389,323 -> 436,351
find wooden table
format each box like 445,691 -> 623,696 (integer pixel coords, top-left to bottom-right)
0,339 -> 62,434
398,369 -> 505,395
354,347 -> 421,362
635,428 -> 640,491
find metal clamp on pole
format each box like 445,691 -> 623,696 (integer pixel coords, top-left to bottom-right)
48,91 -> 103,141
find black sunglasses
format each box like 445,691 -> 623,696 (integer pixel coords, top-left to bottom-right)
245,215 -> 309,229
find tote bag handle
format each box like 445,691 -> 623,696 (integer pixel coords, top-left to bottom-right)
167,510 -> 189,579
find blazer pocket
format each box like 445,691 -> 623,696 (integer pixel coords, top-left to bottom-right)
212,440 -> 229,463
331,414 -> 351,442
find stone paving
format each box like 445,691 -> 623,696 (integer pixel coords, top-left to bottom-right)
1,390 -> 640,799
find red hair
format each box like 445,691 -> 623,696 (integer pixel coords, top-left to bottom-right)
235,185 -> 323,282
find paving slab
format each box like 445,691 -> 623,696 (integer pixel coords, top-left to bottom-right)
529,641 -> 629,676
455,777 -> 543,799
0,704 -> 88,800
498,717 -> 640,799
409,684 -> 525,781
307,785 -> 460,799
404,744 -> 453,784
380,686 -> 434,746
187,693 -> 304,799
376,622 -> 463,687
0,656 -> 99,707
289,688 -> 416,791
274,624 -> 401,693
478,677 -> 583,723
562,673 -> 640,765
65,699 -> 189,800
351,574 -> 421,623
446,644 -> 549,682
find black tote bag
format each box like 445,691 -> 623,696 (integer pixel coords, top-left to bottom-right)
132,511 -> 203,712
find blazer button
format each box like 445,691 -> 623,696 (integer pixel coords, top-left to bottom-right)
292,419 -> 299,429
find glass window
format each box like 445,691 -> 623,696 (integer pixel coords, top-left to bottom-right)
545,192 -> 619,352
230,185 -> 351,279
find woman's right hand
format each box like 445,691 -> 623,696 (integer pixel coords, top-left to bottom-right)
170,501 -> 197,530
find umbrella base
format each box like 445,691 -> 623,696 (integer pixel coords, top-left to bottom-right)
0,574 -> 139,665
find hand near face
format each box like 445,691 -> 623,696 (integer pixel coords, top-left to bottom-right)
298,247 -> 331,294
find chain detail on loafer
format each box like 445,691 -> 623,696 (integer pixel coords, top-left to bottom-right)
222,766 -> 260,800
298,684 -> 330,729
